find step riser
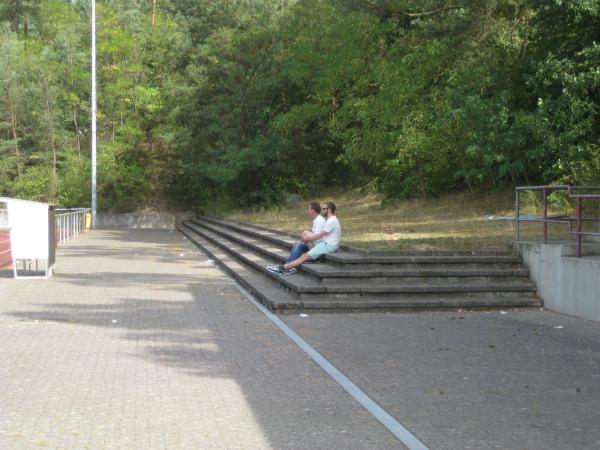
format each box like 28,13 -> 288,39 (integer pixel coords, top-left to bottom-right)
298,298 -> 543,310
326,262 -> 523,270
296,291 -> 538,301
316,275 -> 533,285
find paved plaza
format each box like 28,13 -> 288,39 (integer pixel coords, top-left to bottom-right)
0,230 -> 599,449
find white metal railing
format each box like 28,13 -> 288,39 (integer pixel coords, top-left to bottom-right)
55,208 -> 91,246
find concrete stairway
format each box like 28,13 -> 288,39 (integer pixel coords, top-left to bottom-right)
177,216 -> 542,312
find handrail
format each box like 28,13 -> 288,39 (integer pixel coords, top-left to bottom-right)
515,185 -> 600,257
0,207 -> 90,245
55,208 -> 91,246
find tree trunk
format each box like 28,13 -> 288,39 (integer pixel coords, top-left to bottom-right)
42,77 -> 58,175
8,91 -> 21,179
73,108 -> 81,156
152,0 -> 158,26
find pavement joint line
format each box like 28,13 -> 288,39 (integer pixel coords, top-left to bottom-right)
231,280 -> 430,450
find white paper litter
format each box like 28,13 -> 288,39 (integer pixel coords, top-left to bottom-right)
299,313 -> 309,318
553,325 -> 564,329
111,319 -> 118,323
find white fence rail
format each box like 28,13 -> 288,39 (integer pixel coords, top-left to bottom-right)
55,208 -> 91,246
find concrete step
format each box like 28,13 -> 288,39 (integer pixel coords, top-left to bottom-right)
177,224 -> 303,311
287,281 -> 537,297
199,216 -> 521,263
196,217 -> 295,251
187,220 -> 290,262
178,224 -> 542,311
301,264 -> 531,285
306,274 -> 532,286
326,252 -> 523,266
196,217 -> 525,269
296,287 -> 538,301
299,296 -> 542,310
181,221 -> 323,292
199,215 -> 362,253
179,221 -> 541,310
190,220 -> 529,286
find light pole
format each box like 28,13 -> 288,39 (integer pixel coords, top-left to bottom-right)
91,0 -> 97,229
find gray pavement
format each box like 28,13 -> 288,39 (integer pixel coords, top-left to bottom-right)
0,230 -> 401,450
284,310 -> 600,449
0,230 -> 599,450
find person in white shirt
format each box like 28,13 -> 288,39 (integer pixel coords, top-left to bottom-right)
270,201 -> 341,274
284,202 -> 326,263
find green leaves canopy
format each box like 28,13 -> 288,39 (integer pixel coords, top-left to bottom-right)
1,0 -> 598,210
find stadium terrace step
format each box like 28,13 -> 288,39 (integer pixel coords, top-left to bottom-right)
178,218 -> 542,312
197,217 -> 527,269
199,216 -> 361,253
323,253 -> 524,270
189,219 -> 531,284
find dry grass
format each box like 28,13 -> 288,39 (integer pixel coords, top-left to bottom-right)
228,190 -> 576,251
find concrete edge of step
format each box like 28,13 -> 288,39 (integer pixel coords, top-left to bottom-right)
326,253 -> 523,264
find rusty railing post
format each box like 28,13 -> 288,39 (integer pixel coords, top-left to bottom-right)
576,197 -> 582,257
543,187 -> 548,243
515,188 -> 520,241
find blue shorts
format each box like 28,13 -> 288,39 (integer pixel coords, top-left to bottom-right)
308,241 -> 339,260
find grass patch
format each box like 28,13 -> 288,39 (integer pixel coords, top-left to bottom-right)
228,190 -> 575,251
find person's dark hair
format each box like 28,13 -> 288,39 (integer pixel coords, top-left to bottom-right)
324,201 -> 336,214
309,202 -> 321,214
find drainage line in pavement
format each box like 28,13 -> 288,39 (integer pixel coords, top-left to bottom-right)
234,282 -> 430,450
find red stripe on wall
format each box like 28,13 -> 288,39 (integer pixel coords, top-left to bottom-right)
0,229 -> 11,269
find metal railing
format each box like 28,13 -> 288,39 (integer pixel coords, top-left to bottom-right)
55,208 -> 91,246
515,185 -> 600,257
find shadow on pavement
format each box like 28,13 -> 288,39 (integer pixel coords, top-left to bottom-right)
3,230 -> 401,449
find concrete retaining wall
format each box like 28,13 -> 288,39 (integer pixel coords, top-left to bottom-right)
514,241 -> 600,322
97,212 -> 194,230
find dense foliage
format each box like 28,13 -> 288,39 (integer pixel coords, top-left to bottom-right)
0,0 -> 598,211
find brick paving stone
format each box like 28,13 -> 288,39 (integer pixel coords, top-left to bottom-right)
0,230 -> 402,450
283,308 -> 600,450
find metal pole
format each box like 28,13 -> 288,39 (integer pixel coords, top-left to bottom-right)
515,189 -> 520,241
576,198 -> 582,257
543,187 -> 548,243
91,0 -> 97,229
